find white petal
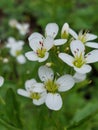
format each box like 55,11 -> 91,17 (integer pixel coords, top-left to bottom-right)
16,23 -> 22,30
25,51 -> 38,61
33,91 -> 47,105
6,37 -> 16,48
61,23 -> 69,35
17,89 -> 30,97
59,53 -> 74,67
28,32 -> 44,42
85,33 -> 97,41
85,42 -> 98,48
38,65 -> 54,82
18,40 -> 24,46
38,52 -> 49,62
45,93 -> 62,111
70,40 -> 85,56
74,64 -> 92,74
86,50 -> 98,63
56,75 -> 75,92
54,39 -> 67,46
69,28 -> 78,39
73,72 -> 86,83
44,36 -> 54,50
17,55 -> 26,64
45,23 -> 59,38
29,33 -> 44,52
0,76 -> 4,87
33,83 -> 45,92
25,79 -> 37,91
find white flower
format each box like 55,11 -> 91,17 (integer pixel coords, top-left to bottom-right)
25,23 -> 67,62
6,37 -> 26,64
38,66 -> 75,111
73,72 -> 86,83
59,40 -> 98,74
0,76 -> 4,87
16,23 -> 29,35
66,24 -> 98,48
9,19 -> 18,28
17,79 -> 47,105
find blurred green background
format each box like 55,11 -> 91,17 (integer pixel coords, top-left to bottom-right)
0,0 -> 98,130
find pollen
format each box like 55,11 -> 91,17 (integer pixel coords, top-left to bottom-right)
15,50 -> 22,56
30,92 -> 41,100
73,53 -> 85,68
36,48 -> 46,58
45,80 -> 58,93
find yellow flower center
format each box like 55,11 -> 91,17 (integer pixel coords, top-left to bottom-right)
45,80 -> 58,93
16,50 -> 22,56
78,31 -> 88,43
73,53 -> 85,68
36,48 -> 46,58
30,92 -> 41,100
61,31 -> 69,39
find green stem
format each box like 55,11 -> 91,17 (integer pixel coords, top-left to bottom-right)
0,118 -> 22,130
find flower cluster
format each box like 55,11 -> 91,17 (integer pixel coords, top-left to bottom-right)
17,23 -> 98,111
9,19 -> 29,36
6,37 -> 26,64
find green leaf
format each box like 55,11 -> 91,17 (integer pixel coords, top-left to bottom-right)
5,88 -> 22,129
67,102 -> 98,129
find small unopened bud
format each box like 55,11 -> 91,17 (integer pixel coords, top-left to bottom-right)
61,23 -> 69,39
46,62 -> 53,67
3,58 -> 9,63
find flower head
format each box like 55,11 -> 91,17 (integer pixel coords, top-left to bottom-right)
16,23 -> 29,35
67,24 -> 98,48
25,23 -> 67,62
38,66 -> 75,110
17,79 -> 47,105
6,37 -> 26,64
59,40 -> 98,74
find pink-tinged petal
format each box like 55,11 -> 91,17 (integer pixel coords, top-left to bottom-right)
17,89 -> 30,97
73,72 -> 86,83
85,42 -> 98,49
33,91 -> 47,105
86,50 -> 98,63
85,33 -> 97,42
45,23 -> 59,38
25,79 -> 37,91
0,76 -> 4,87
38,52 -> 49,62
44,36 -> 54,51
70,40 -> 85,56
45,93 -> 62,111
74,64 -> 92,74
25,51 -> 38,61
54,39 -> 67,46
69,28 -> 78,39
59,53 -> 74,67
56,75 -> 75,92
38,65 -> 54,82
